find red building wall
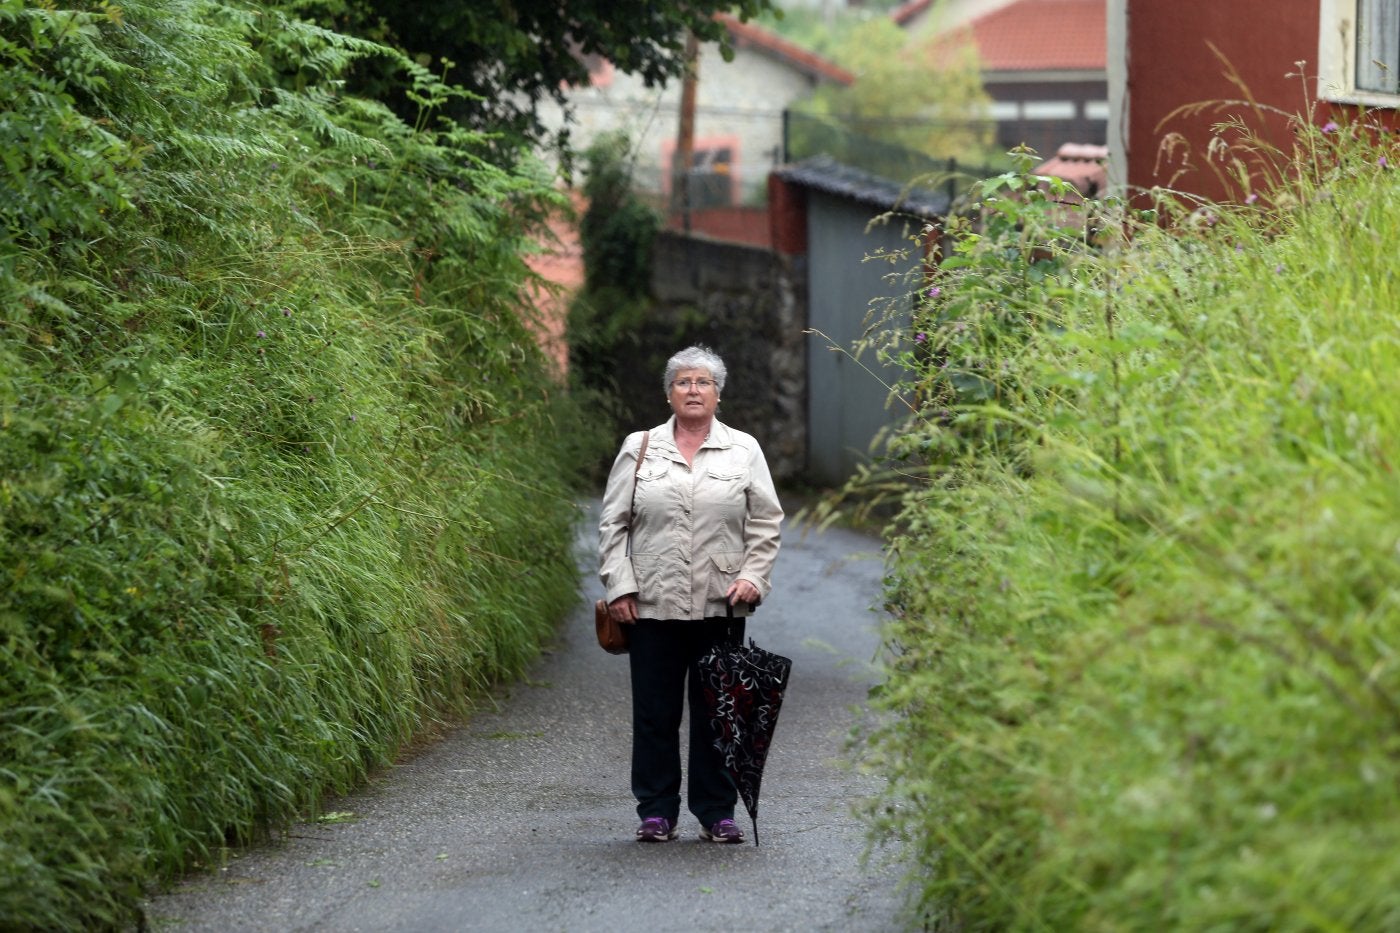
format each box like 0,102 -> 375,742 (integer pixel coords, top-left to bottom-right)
665,207 -> 773,250
767,173 -> 807,257
1126,0 -> 1318,203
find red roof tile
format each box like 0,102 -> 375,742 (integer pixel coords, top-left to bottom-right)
1033,142 -> 1108,195
714,14 -> 854,85
965,0 -> 1105,72
891,0 -> 935,26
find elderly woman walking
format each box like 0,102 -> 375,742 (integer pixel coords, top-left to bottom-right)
598,345 -> 784,844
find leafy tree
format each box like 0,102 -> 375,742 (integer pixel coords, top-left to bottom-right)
755,0 -> 904,60
577,132 -> 659,298
797,17 -> 997,165
283,0 -> 776,150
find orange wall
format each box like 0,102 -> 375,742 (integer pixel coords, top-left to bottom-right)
666,206 -> 774,250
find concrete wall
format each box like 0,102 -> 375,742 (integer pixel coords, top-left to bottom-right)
635,182 -> 918,487
630,232 -> 809,482
633,180 -> 922,488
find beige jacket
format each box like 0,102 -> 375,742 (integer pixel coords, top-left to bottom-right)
598,417 -> 783,620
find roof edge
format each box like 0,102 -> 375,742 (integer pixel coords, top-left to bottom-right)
774,155 -> 953,218
715,13 -> 855,86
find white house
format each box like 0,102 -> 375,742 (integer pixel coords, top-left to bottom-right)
537,14 -> 852,204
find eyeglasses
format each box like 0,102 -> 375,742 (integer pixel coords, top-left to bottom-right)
672,378 -> 715,390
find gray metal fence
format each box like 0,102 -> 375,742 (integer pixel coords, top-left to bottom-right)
782,110 -> 1004,194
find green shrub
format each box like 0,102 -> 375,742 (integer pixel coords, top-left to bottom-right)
566,130 -> 661,461
1,3 -> 588,928
861,117 -> 1400,930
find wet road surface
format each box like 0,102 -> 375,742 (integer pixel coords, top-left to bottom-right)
144,502 -> 907,932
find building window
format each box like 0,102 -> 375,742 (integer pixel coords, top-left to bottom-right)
1084,101 -> 1112,121
1357,0 -> 1400,93
989,100 -> 1021,121
659,136 -> 741,207
1319,0 -> 1400,104
1022,101 -> 1076,120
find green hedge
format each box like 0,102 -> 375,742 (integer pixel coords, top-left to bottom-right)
864,128 -> 1400,929
1,3 -> 588,928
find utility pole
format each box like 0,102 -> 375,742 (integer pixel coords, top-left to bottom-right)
674,31 -> 699,233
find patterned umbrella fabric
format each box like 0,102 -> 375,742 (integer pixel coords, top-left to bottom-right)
696,636 -> 793,846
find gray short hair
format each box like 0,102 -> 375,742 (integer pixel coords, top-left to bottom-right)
663,345 -> 727,395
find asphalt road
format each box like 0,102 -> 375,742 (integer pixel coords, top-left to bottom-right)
143,501 -> 908,932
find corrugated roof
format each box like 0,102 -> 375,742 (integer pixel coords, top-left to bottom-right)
967,0 -> 1105,72
715,14 -> 854,85
774,155 -> 953,218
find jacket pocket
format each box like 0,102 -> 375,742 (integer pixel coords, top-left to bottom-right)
633,464 -> 670,512
631,553 -> 662,603
705,551 -> 743,601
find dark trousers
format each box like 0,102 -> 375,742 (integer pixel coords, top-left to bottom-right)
628,617 -> 742,827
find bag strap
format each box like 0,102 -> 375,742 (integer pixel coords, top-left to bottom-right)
632,431 -> 649,505
625,431 -> 649,558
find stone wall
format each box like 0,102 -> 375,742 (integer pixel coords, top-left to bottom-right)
632,231 -> 808,482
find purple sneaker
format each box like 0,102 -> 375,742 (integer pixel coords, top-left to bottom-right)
699,818 -> 745,844
636,816 -> 679,842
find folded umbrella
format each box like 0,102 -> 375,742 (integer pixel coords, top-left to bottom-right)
696,631 -> 793,846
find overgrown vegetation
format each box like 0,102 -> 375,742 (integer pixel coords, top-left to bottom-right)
565,131 -> 663,461
794,16 -> 996,167
850,110 -> 1400,929
1,2 -> 591,928
757,0 -> 906,61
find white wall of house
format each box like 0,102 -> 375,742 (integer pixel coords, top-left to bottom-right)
538,42 -> 822,202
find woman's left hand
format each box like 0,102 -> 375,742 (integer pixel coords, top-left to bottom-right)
726,579 -> 761,608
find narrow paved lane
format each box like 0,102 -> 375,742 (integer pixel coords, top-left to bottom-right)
145,502 -> 905,932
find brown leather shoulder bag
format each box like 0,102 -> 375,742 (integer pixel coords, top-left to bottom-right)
596,431 -> 649,654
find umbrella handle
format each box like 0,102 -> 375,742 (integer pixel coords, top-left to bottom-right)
723,602 -> 747,646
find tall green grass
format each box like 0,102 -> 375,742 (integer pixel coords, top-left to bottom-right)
859,124 -> 1400,929
1,3 -> 589,928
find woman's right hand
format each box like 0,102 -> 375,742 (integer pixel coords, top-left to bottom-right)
609,594 -> 639,624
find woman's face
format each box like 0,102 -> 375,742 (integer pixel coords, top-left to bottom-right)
669,367 -> 719,422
